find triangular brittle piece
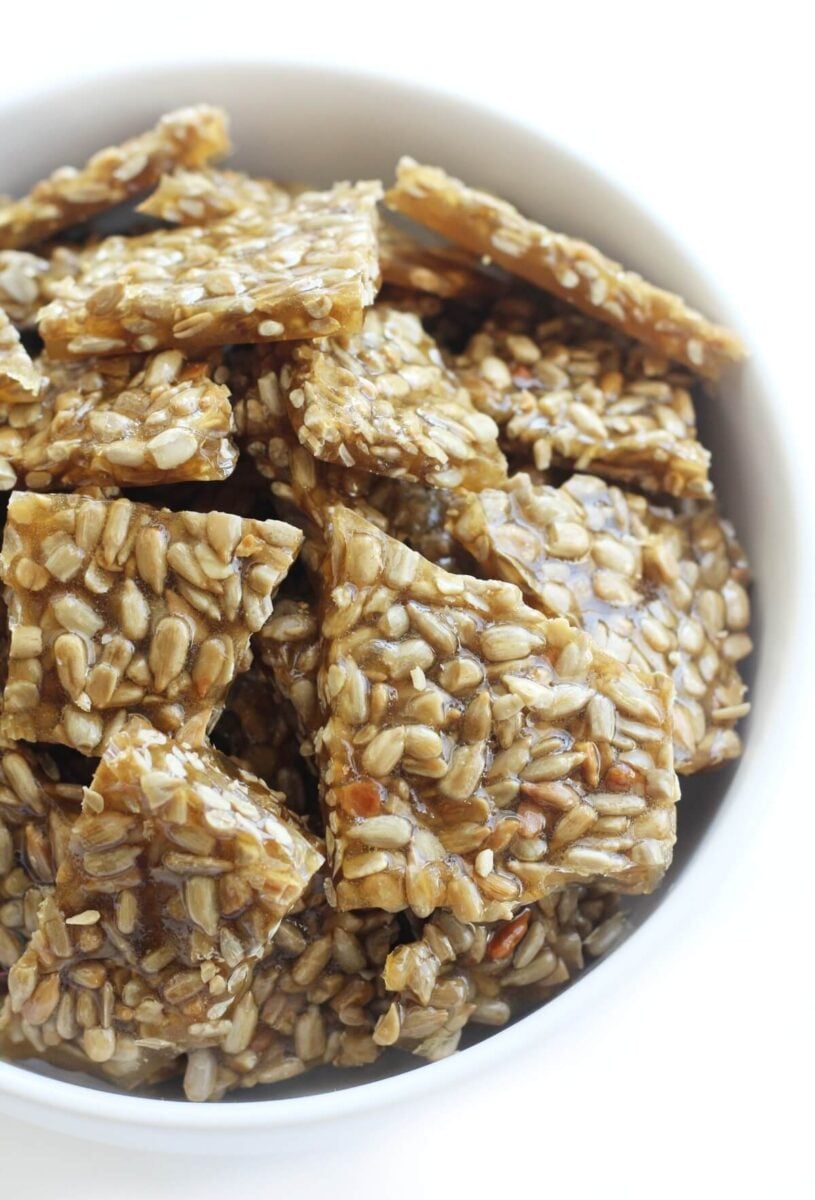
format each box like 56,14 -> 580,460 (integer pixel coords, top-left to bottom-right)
39,181 -> 382,359
386,158 -> 744,379
0,105 -> 230,251
0,492 -> 303,752
282,304 -> 507,490
1,727 -> 322,1088
448,472 -> 752,773
317,506 -> 678,921
457,296 -> 712,498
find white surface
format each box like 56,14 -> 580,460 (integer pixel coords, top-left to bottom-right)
1,3 -> 813,1196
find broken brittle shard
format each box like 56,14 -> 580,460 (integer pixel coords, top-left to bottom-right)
0,492 -> 303,752
0,105 -> 231,250
38,181 -> 382,359
386,157 -> 744,379
316,506 -> 678,921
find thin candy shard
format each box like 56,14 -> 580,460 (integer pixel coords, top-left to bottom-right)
17,350 -> 237,489
282,304 -> 507,490
0,105 -> 230,250
0,492 -> 303,752
38,181 -> 382,359
386,157 -> 744,379
457,297 -> 712,499
317,506 -> 678,920
448,472 -> 751,773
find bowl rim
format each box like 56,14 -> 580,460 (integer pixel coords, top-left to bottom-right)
0,55 -> 805,1136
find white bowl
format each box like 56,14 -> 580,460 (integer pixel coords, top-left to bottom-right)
0,60 -> 807,1155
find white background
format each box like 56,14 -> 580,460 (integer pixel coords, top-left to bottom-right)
1,2 -> 813,1196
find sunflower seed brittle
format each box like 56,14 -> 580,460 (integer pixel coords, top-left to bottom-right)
282,304 -> 506,491
317,506 -> 678,921
138,167 -> 291,226
386,157 -> 744,379
0,105 -> 230,251
457,296 -> 712,498
0,309 -> 45,405
1,727 -> 322,1087
0,492 -> 303,752
17,350 -> 237,490
448,472 -> 751,773
39,181 -> 382,359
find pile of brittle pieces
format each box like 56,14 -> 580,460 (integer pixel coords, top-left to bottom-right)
0,108 -> 751,1101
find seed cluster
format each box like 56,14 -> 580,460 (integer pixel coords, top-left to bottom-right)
0,105 -> 230,251
456,295 -> 712,498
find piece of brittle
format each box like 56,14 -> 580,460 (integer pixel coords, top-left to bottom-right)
376,886 -> 623,1059
0,727 -> 322,1086
180,878 -> 399,1100
138,167 -> 291,226
378,223 -> 496,302
0,105 -> 230,251
386,158 -> 745,379
448,472 -> 752,773
282,304 -> 507,490
17,350 -> 237,490
38,181 -> 382,359
317,506 -> 678,921
0,743 -> 84,973
0,309 -> 45,405
0,492 -> 303,753
457,298 -> 712,498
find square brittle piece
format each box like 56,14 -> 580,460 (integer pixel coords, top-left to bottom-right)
0,492 -> 303,753
448,473 -> 752,774
38,181 -> 382,359
317,506 -> 678,922
283,304 -> 507,490
386,158 -> 744,379
0,105 -> 230,251
2,727 -> 322,1080
18,350 -> 237,490
458,299 -> 712,499
0,309 -> 44,405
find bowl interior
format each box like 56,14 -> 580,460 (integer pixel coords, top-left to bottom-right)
0,62 -> 794,1118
